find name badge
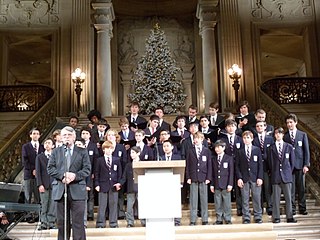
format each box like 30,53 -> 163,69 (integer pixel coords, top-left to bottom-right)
298,141 -> 302,147
253,155 -> 258,162
223,162 -> 228,168
236,143 -> 241,149
145,155 -> 148,160
89,150 -> 93,156
118,151 -> 122,157
202,156 -> 207,162
285,153 -> 290,159
114,165 -> 117,171
266,144 -> 270,147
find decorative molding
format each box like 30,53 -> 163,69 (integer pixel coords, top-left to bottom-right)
251,0 -> 313,20
0,0 -> 59,26
196,0 -> 219,34
92,1 -> 115,37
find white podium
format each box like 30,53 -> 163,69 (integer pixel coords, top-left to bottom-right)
133,160 -> 185,240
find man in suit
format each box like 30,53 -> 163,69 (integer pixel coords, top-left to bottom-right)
235,131 -> 263,224
253,120 -> 274,215
22,127 -> 45,222
36,137 -> 56,230
267,127 -> 297,223
170,115 -> 190,154
252,109 -> 274,136
284,113 -> 310,215
155,106 -> 171,132
173,104 -> 199,130
235,100 -> 256,133
47,126 -> 91,240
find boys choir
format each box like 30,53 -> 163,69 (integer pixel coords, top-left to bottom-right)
26,100 -> 310,230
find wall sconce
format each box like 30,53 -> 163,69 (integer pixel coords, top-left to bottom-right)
228,64 -> 242,105
71,68 -> 85,117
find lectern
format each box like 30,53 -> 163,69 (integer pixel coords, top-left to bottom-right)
133,160 -> 185,240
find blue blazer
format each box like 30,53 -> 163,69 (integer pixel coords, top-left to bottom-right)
48,145 -> 91,201
36,153 -> 53,189
235,145 -> 263,183
218,134 -> 243,157
267,142 -> 295,184
284,130 -> 310,170
22,142 -> 45,180
253,135 -> 274,171
94,155 -> 122,193
186,146 -> 212,182
211,153 -> 234,190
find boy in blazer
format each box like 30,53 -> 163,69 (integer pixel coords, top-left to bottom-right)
253,120 -> 274,215
47,126 -> 91,240
118,117 -> 136,151
155,106 -> 171,132
208,102 -> 225,128
186,132 -> 212,225
284,113 -> 310,215
127,102 -> 147,132
134,129 -> 154,161
267,127 -> 297,223
22,128 -> 45,205
235,131 -> 263,224
94,141 -> 122,228
35,137 -> 56,230
210,140 -> 234,225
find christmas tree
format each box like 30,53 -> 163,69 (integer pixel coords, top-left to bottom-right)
128,23 -> 187,114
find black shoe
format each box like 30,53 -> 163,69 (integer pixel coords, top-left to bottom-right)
292,210 -> 296,215
287,218 -> 297,223
27,218 -> 35,224
243,219 -> 250,224
49,226 -> 57,229
141,223 -> 146,227
225,220 -> 232,224
87,217 -> 94,221
273,219 -> 280,223
110,225 -> 118,228
214,221 -> 223,225
126,224 -> 134,228
96,226 -> 105,228
38,226 -> 47,231
118,216 -> 126,220
299,211 -> 308,215
202,221 -> 208,225
189,222 -> 196,226
255,219 -> 263,224
267,210 -> 272,216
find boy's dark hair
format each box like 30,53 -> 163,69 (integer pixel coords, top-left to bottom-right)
155,106 -> 164,112
255,120 -> 266,126
176,115 -> 186,122
97,119 -> 108,126
87,109 -> 101,122
81,126 -> 92,135
237,100 -> 250,112
69,115 -> 79,123
214,139 -> 226,148
274,127 -> 285,134
188,104 -> 198,111
44,137 -> 54,144
130,101 -> 140,108
163,139 -> 173,145
29,127 -> 40,135
285,113 -> 298,123
225,119 -> 237,127
199,115 -> 210,121
209,102 -> 220,110
149,114 -> 160,122
131,146 -> 141,153
255,109 -> 266,116
75,138 -> 86,145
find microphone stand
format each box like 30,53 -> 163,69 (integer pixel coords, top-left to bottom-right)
63,144 -> 68,240
155,141 -> 160,161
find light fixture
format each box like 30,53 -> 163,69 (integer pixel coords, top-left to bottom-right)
71,68 -> 85,117
228,64 -> 242,105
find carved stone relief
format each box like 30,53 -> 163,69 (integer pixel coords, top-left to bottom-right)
251,0 -> 313,20
0,0 -> 59,26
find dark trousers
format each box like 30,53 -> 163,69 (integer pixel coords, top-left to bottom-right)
56,193 -> 86,240
291,169 -> 307,212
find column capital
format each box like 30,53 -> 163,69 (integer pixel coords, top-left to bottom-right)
196,0 -> 219,34
92,1 -> 115,37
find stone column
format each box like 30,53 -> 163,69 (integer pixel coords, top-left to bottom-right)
180,63 -> 194,110
71,0 -> 93,115
196,0 -> 219,110
119,65 -> 135,113
92,1 -> 115,116
220,0 -> 243,111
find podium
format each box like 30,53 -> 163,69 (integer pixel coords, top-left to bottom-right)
133,160 -> 185,240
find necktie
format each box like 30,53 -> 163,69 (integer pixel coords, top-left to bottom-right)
211,116 -> 216,126
246,147 -> 250,162
290,132 -> 295,145
196,146 -> 201,160
260,135 -> 264,152
229,136 -> 234,152
106,157 -> 111,170
66,147 -> 71,171
167,156 -> 170,161
124,131 -> 128,139
278,143 -> 282,160
34,143 -> 38,154
217,155 -> 221,166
